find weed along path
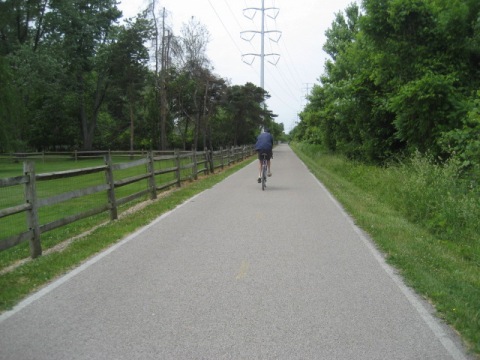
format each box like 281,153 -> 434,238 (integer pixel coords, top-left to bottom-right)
0,144 -> 472,359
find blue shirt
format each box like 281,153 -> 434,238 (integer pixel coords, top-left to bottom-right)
255,132 -> 274,151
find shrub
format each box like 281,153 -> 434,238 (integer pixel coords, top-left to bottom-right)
392,152 -> 479,244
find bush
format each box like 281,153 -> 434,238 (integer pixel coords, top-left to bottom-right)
440,91 -> 480,182
391,152 -> 479,244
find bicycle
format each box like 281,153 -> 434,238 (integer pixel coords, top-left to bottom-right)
260,152 -> 268,191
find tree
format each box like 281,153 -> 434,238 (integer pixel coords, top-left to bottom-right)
323,4 -> 359,61
180,16 -> 211,70
175,17 -> 213,150
168,67 -> 197,149
0,0 -> 48,55
144,1 -> 180,150
361,0 -> 470,155
45,0 -> 122,150
7,45 -> 77,150
0,56 -> 26,151
293,0 -> 480,164
222,82 -> 275,146
440,91 -> 480,174
0,0 -> 282,153
107,17 -> 151,152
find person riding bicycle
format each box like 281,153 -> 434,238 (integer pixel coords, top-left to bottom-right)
254,127 -> 274,183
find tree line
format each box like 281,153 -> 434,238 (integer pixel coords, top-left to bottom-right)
0,0 -> 283,153
291,0 -> 480,175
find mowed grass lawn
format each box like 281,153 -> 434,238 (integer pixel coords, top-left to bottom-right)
0,154 -> 217,268
0,156 -> 181,239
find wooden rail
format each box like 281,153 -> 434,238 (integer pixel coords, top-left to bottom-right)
0,146 -> 255,258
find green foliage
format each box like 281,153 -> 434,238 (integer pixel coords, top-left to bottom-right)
393,152 -> 480,242
293,0 -> 480,168
266,120 -> 284,142
0,56 -> 26,152
388,72 -> 464,153
0,0 -> 48,55
0,1 -> 282,152
323,4 -> 360,60
7,45 -> 78,150
220,82 -> 276,146
101,17 -> 152,150
439,91 -> 480,177
294,141 -> 479,253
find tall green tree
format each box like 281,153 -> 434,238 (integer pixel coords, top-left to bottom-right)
179,17 -> 212,151
0,1 -> 282,153
0,56 -> 26,151
7,45 -> 76,150
295,0 -> 480,165
361,0 -> 470,154
222,82 -> 275,146
106,17 -> 152,151
45,0 -> 122,150
0,0 -> 48,55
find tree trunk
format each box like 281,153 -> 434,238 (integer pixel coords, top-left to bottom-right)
130,102 -> 134,155
159,7 -> 168,150
79,72 -> 108,150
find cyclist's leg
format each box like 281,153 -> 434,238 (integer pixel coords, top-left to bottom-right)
256,151 -> 261,182
258,159 -> 262,182
262,159 -> 267,190
257,152 -> 264,182
267,150 -> 272,176
262,159 -> 267,181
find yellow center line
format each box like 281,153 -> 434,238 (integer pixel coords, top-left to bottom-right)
235,260 -> 249,280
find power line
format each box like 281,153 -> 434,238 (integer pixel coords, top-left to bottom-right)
222,0 -> 243,31
207,0 -> 244,56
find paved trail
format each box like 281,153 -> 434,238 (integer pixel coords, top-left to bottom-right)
0,144 -> 472,359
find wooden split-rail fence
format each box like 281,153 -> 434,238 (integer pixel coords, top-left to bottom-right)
0,146 -> 255,259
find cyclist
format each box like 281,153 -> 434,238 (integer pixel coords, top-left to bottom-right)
254,127 -> 274,183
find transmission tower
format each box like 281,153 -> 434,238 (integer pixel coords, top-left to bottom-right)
241,0 -> 282,90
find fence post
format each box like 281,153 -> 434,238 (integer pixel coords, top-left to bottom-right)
147,151 -> 157,200
209,149 -> 215,173
104,154 -> 118,220
24,161 -> 42,258
202,148 -> 207,175
204,147 -> 211,174
175,149 -> 181,187
220,147 -> 224,170
192,150 -> 198,180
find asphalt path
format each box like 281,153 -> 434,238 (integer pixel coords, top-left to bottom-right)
0,144 -> 473,360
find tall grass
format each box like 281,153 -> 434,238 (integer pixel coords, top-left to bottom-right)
295,143 -> 479,246
292,143 -> 480,356
393,153 -> 479,244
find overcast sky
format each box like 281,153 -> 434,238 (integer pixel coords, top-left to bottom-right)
118,0 -> 360,133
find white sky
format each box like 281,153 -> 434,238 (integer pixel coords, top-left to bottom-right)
118,0 -> 360,133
